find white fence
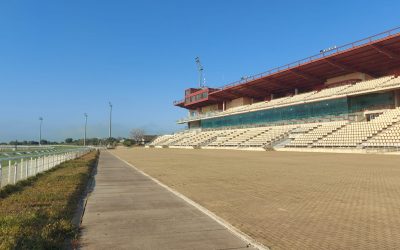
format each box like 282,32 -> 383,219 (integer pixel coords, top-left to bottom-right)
0,148 -> 92,188
0,145 -> 55,151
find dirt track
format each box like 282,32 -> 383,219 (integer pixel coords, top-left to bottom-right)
112,147 -> 400,250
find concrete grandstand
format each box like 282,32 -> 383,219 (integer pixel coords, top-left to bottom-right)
149,27 -> 400,152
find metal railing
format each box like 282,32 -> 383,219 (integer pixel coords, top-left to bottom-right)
0,145 -> 55,152
173,99 -> 185,105
217,27 -> 400,90
173,26 -> 400,105
0,148 -> 92,188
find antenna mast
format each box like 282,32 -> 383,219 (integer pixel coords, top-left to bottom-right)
195,56 -> 205,88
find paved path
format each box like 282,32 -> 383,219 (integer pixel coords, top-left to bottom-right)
80,151 -> 258,250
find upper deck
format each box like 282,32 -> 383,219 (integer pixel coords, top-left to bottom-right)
175,27 -> 400,109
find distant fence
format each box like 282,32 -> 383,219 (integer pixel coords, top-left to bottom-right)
0,148 -> 92,188
0,145 -> 54,152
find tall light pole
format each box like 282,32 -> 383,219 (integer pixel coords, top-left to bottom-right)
109,102 -> 112,139
39,117 -> 43,146
84,113 -> 88,146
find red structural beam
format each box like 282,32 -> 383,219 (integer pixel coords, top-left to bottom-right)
174,27 -> 400,108
217,26 -> 400,90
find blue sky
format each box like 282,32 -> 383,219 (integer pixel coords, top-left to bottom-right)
0,0 -> 399,142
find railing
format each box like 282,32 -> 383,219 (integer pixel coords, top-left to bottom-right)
0,145 -> 55,152
217,27 -> 400,90
173,26 -> 400,105
173,99 -> 185,105
177,110 -> 223,123
0,148 -> 92,188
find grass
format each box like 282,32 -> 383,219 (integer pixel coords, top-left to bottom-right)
0,150 -> 98,249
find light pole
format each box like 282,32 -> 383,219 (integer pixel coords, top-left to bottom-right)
39,117 -> 43,146
109,102 -> 112,139
84,113 -> 88,146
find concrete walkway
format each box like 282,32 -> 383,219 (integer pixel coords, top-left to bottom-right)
80,151 -> 258,250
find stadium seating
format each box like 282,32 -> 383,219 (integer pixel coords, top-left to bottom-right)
207,128 -> 250,147
313,108 -> 400,148
157,131 -> 196,146
286,121 -> 349,148
150,107 -> 400,151
304,85 -> 351,101
240,125 -> 299,147
363,123 -> 400,148
182,75 -> 400,122
222,127 -> 268,147
148,135 -> 173,146
336,75 -> 394,95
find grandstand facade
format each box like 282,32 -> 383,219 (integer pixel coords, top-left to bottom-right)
151,27 -> 400,151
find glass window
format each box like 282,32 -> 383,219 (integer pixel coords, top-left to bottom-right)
201,97 -> 350,129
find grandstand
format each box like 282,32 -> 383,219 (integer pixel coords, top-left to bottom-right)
150,27 -> 400,152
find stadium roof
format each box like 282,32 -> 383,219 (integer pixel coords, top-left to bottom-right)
175,27 -> 400,109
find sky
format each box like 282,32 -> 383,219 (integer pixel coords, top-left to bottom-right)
0,0 -> 399,142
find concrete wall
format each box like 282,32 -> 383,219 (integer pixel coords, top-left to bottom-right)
395,90 -> 400,107
226,97 -> 252,110
188,120 -> 200,129
325,72 -> 373,86
201,104 -> 219,113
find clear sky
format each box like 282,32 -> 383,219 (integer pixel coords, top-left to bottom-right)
0,0 -> 399,142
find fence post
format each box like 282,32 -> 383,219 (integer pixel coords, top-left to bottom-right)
13,163 -> 17,184
25,159 -> 28,178
21,159 -> 24,180
8,160 -> 11,185
30,157 -> 33,177
0,162 -> 2,188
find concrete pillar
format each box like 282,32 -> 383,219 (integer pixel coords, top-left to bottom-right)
395,90 -> 400,108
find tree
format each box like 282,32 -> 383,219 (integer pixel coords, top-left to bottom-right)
123,139 -> 133,147
40,139 -> 49,145
130,128 -> 145,144
65,138 -> 73,144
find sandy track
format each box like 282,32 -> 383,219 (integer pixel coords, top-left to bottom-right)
112,147 -> 400,250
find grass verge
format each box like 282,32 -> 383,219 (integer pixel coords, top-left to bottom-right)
0,150 -> 98,249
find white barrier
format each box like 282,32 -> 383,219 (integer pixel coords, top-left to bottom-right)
0,148 -> 92,188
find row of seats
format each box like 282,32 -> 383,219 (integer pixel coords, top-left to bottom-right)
151,108 -> 400,150
150,131 -> 196,146
287,121 -> 349,147
287,108 -> 400,148
190,75 -> 399,119
363,123 -> 400,148
148,135 -> 173,146
150,123 -> 317,148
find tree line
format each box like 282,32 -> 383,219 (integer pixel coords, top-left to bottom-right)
0,128 -> 157,146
